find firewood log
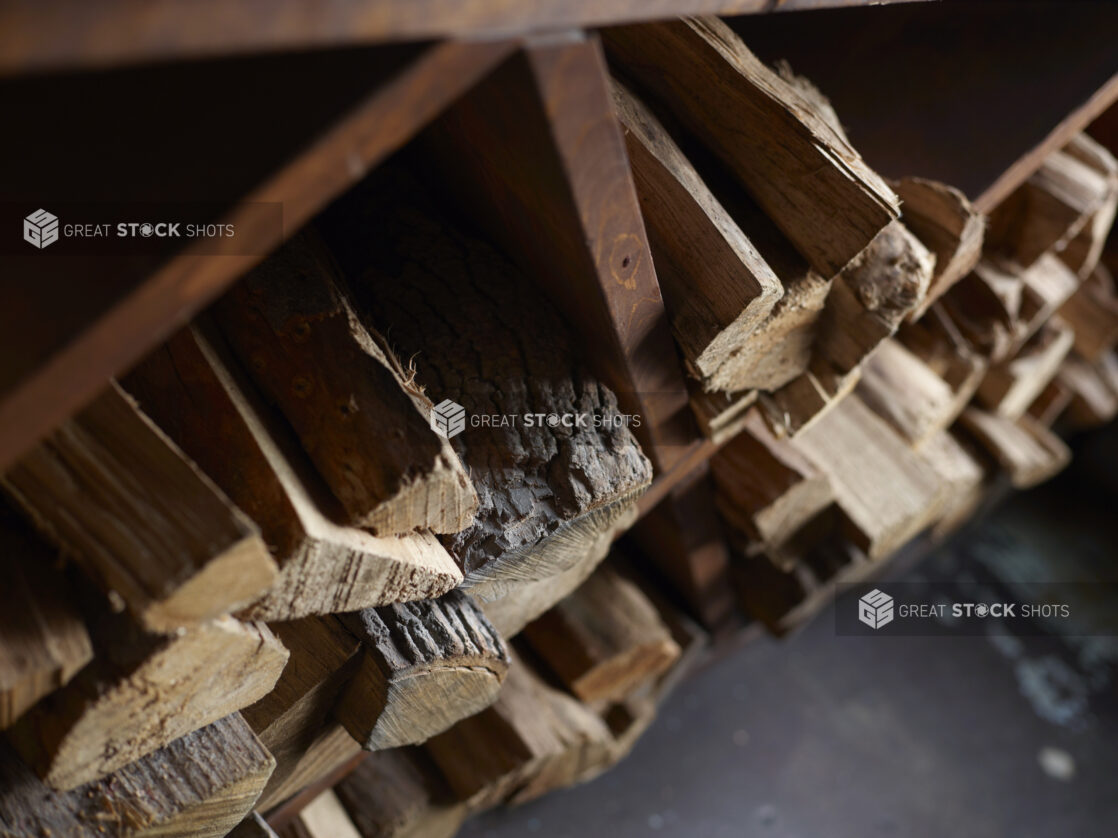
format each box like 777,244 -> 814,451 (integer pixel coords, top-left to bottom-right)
214,232 -> 477,536
124,323 -> 463,621
0,714 -> 274,838
0,512 -> 92,730
976,320 -> 1075,420
1,382 -> 277,632
958,408 -> 1070,488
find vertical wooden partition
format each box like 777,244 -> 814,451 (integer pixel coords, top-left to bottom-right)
422,33 -> 694,472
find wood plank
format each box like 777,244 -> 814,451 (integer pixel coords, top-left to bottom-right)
729,1 -> 1118,212
423,33 -> 692,471
0,512 -> 92,729
611,77 -> 782,392
123,323 -> 463,621
2,381 -> 277,632
522,565 -> 681,703
320,159 -> 652,600
214,233 -> 476,535
8,612 -> 288,790
0,714 -> 274,838
336,591 -> 510,750
0,1 -> 932,74
605,16 -> 898,277
0,39 -> 515,473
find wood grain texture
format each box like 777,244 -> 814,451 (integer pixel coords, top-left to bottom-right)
320,161 -> 652,599
976,321 -> 1075,420
336,590 -> 510,750
124,322 -> 463,621
0,40 -> 515,475
523,565 -> 680,704
258,722 -> 363,813
712,408 -> 834,561
214,233 -> 476,536
424,651 -> 613,810
422,33 -> 693,471
0,1 -> 932,74
230,812 -> 281,838
2,381 -> 277,632
958,408 -> 1071,488
605,16 -> 899,277
8,614 -> 287,790
0,713 -> 274,837
335,748 -> 465,838
794,395 -> 948,560
1058,266 -> 1118,362
611,77 -> 782,391
894,177 -> 985,318
242,618 -> 362,804
0,513 -> 92,730
280,790 -> 362,838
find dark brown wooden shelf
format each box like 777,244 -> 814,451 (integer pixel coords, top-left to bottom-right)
0,0 -> 929,76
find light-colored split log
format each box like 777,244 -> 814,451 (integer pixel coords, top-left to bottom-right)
958,408 -> 1071,488
124,323 -> 463,621
976,320 -> 1075,420
1,382 -> 276,632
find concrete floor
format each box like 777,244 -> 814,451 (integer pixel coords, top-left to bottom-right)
458,430 -> 1118,838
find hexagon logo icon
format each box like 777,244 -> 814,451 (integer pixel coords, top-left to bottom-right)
24,208 -> 59,249
858,588 -> 894,629
430,399 -> 466,439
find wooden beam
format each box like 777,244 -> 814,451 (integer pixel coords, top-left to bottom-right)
423,33 -> 693,471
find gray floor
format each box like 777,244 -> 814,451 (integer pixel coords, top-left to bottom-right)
459,432 -> 1118,838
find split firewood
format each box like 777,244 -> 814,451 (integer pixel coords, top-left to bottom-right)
1026,380 -> 1074,428
1,381 -> 277,632
241,617 -> 361,801
257,722 -> 362,812
0,714 -> 274,838
1016,254 -> 1081,348
793,395 -> 948,560
604,16 -> 899,277
976,320 -> 1075,420
8,607 -> 287,790
690,386 -> 758,444
958,408 -> 1071,488
711,408 -> 834,562
631,465 -> 736,628
611,77 -> 783,392
1058,192 -> 1118,278
123,323 -> 463,621
857,338 -> 973,446
757,359 -> 861,439
334,748 -> 466,838
990,140 -> 1115,267
1060,351 -> 1118,428
896,304 -> 988,410
319,164 -> 652,601
279,789 -> 362,838
815,220 -> 935,374
425,651 -> 613,810
335,590 -> 510,751
230,813 -> 281,838
944,259 -> 1028,361
918,430 -> 987,538
522,565 -> 681,704
1057,265 -> 1118,362
482,505 -> 637,638
214,232 -> 477,536
892,177 -> 985,317
0,513 -> 92,730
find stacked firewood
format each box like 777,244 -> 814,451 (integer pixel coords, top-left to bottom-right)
1,17 -> 1115,838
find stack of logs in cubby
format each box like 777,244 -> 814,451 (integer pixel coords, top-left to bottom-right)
2,15 -> 1117,838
